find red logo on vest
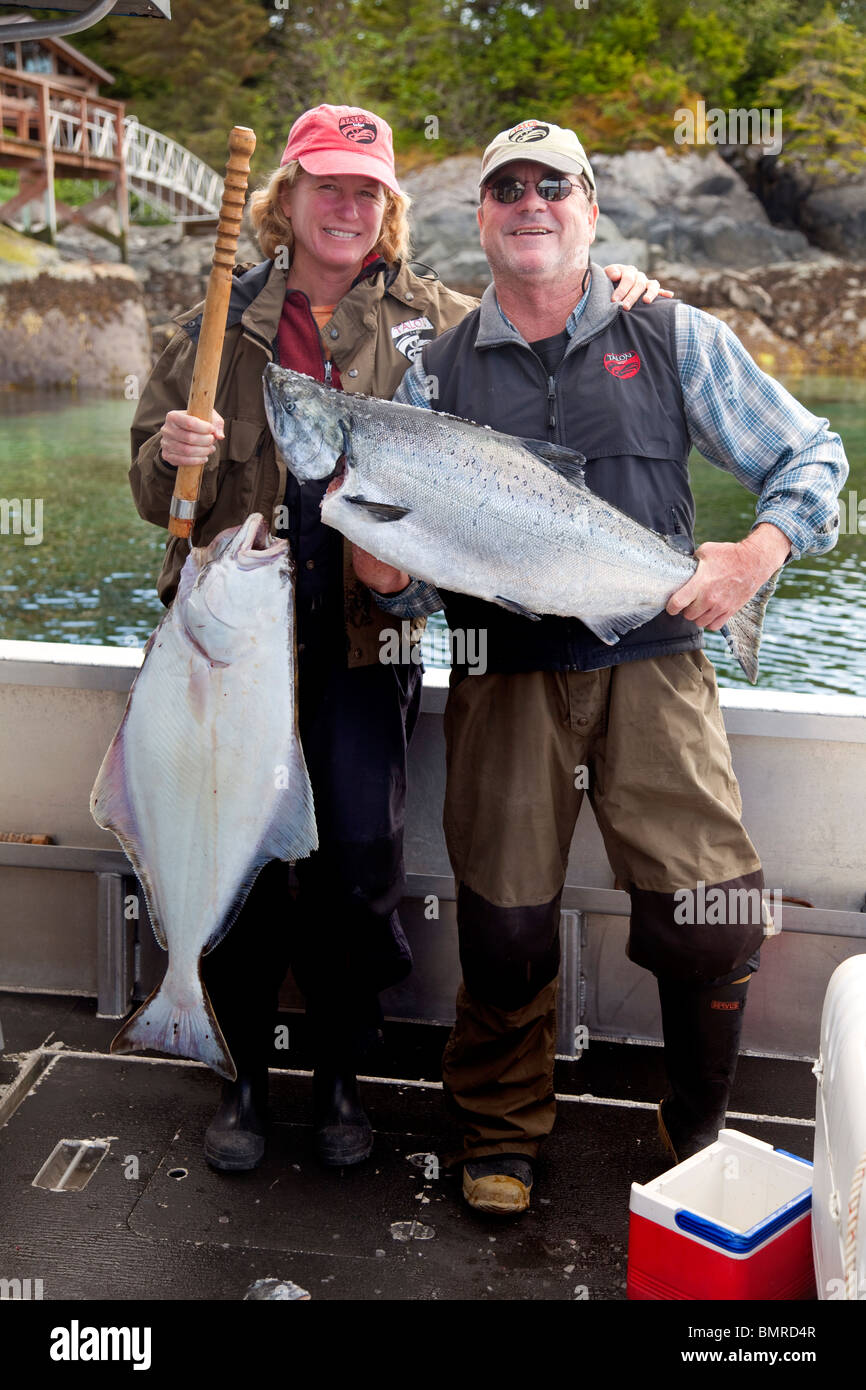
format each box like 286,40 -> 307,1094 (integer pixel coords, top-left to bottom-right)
603,351 -> 641,379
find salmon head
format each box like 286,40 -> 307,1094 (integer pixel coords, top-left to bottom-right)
263,364 -> 347,483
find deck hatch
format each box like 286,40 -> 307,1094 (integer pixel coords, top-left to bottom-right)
32,1139 -> 109,1193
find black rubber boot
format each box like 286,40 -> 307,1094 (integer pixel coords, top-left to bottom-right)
657,974 -> 751,1164
199,861 -> 292,1174
204,1069 -> 269,1172
312,1066 -> 373,1167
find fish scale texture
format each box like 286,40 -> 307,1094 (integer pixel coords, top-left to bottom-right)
324,394 -> 697,634
267,369 -> 770,678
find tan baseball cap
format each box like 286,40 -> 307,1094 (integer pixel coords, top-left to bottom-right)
479,119 -> 596,194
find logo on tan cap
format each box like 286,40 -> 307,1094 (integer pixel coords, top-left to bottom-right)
480,119 -> 596,193
508,121 -> 551,143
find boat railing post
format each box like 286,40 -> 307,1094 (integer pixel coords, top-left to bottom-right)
95,871 -> 135,1019
557,908 -> 586,1060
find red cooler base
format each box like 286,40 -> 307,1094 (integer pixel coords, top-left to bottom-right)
627,1211 -> 817,1301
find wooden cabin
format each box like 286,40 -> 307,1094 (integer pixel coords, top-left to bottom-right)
0,14 -> 128,255
1,15 -> 115,94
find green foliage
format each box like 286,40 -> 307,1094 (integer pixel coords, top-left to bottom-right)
71,0 -> 275,174
0,174 -> 105,209
761,5 -> 866,177
55,179 -> 109,208
47,0 -> 866,167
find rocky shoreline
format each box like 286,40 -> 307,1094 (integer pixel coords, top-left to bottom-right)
2,147 -> 865,386
0,225 -> 150,391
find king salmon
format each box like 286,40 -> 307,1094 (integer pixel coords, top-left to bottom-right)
91,513 -> 317,1079
263,365 -> 777,682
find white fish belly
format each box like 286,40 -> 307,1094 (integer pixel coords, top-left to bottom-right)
115,604 -> 297,961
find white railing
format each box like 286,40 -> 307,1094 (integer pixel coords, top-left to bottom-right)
47,102 -> 118,161
122,117 -> 222,218
1,70 -> 222,220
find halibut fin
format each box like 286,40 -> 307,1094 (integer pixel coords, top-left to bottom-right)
90,710 -> 168,952
201,738 -> 318,958
110,976 -> 236,1081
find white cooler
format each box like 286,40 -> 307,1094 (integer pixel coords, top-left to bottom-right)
813,954 -> 866,1300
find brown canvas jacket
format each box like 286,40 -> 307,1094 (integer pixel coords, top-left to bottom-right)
129,257 -> 477,667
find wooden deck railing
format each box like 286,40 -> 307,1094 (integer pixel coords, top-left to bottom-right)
0,66 -> 124,164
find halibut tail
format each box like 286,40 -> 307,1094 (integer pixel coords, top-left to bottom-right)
110,976 -> 236,1080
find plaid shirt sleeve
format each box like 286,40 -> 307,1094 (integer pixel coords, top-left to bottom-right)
676,303 -> 849,559
368,363 -> 444,617
373,577 -> 444,618
392,359 -> 434,409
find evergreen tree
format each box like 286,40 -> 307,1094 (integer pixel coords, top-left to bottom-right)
265,0 -> 372,153
71,0 -> 274,173
762,4 -> 866,177
63,0 -> 866,166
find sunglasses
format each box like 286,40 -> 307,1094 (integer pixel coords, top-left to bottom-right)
484,175 -> 584,204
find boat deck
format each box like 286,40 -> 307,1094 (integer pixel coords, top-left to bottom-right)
0,990 -> 817,1304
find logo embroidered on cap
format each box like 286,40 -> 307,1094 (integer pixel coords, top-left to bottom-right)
507,121 -> 550,143
603,351 -> 641,379
339,114 -> 377,144
391,316 -> 434,361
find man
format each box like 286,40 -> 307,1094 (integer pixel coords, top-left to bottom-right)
381,119 -> 848,1215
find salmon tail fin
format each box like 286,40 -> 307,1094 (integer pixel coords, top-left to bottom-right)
110,977 -> 236,1081
722,567 -> 781,684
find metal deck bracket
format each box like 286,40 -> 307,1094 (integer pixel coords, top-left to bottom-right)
32,1137 -> 109,1193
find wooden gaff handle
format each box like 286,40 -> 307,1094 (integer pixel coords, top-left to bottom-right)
168,125 -> 257,539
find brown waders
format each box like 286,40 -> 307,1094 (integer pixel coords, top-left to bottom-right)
441,651 -> 768,1164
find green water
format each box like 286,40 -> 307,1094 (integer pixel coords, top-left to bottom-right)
0,392 -> 164,646
1,381 -> 864,694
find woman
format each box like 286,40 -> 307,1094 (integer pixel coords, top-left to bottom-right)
129,103 -> 665,1173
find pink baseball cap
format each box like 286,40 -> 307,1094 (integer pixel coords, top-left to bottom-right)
280,104 -> 400,194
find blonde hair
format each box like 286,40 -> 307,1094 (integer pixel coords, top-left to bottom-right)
248,160 -> 412,265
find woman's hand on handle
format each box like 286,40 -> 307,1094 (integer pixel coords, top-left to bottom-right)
160,409 -> 225,468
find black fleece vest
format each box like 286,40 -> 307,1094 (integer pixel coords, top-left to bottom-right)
421,296 -> 702,673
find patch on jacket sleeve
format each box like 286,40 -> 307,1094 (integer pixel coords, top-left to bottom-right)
392,316 -> 435,362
